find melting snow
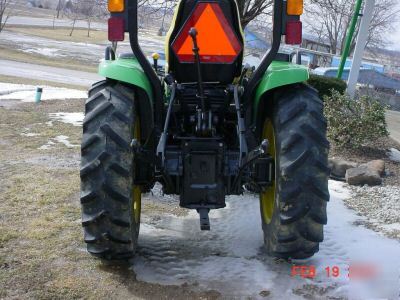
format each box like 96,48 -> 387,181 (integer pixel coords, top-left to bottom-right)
39,135 -> 79,150
0,83 -> 87,102
38,140 -> 55,150
49,112 -> 84,127
20,132 -> 40,137
23,47 -> 64,57
388,148 -> 400,162
54,135 -> 79,148
132,181 -> 400,299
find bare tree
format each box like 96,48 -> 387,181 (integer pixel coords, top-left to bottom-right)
0,0 -> 11,33
137,0 -> 273,30
305,0 -> 400,54
236,0 -> 273,28
65,0 -> 105,37
56,0 -> 65,18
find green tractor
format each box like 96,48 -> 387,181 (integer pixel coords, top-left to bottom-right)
80,0 -> 329,260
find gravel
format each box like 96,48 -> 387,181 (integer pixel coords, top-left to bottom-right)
345,184 -> 400,240
328,136 -> 400,240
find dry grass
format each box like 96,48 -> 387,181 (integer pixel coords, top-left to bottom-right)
0,75 -> 86,91
6,25 -> 109,44
0,99 -> 217,299
0,45 -> 97,73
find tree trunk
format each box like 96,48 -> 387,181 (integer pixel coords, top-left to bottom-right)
0,12 -> 10,33
70,19 -> 76,36
87,19 -> 91,37
56,0 -> 61,18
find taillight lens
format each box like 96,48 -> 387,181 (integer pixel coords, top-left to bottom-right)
285,20 -> 302,45
108,17 -> 125,42
108,0 -> 124,12
287,0 -> 303,15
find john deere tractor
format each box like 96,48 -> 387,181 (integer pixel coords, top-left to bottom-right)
80,0 -> 329,260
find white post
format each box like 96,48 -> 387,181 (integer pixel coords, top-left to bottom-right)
347,0 -> 375,98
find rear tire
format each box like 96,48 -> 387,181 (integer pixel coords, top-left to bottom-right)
260,84 -> 330,259
80,81 -> 142,260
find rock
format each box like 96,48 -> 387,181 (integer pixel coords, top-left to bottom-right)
345,167 -> 382,186
259,290 -> 271,297
388,148 -> 400,162
329,158 -> 358,178
360,160 -> 385,177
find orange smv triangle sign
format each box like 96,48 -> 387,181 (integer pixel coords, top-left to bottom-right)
172,2 -> 242,63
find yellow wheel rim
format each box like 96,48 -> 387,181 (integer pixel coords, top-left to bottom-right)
260,119 -> 276,224
133,117 -> 141,224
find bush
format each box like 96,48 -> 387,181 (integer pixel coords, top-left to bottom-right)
324,90 -> 389,149
308,74 -> 347,98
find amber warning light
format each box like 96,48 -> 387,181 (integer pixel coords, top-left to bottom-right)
171,2 -> 242,63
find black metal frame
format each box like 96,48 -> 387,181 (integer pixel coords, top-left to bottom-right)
118,0 -> 284,229
126,0 -> 164,132
123,0 -> 285,131
243,0 -> 284,122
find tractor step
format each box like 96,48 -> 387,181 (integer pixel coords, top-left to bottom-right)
198,208 -> 210,231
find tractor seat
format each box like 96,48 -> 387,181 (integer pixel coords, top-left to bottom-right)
166,0 -> 244,84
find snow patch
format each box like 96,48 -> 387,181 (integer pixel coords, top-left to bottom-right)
38,135 -> 78,150
38,140 -> 55,150
20,132 -> 40,137
23,47 -> 65,57
388,148 -> 400,162
380,223 -> 400,231
0,83 -> 87,102
49,112 -> 84,127
54,135 -> 79,148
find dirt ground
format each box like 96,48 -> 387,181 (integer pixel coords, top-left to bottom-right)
0,99 -> 221,299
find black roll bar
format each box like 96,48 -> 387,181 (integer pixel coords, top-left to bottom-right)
127,0 -> 164,132
243,0 -> 283,120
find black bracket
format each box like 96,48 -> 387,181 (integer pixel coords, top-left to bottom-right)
105,46 -> 116,61
232,139 -> 271,191
240,139 -> 269,168
198,208 -> 210,231
232,85 -> 248,166
156,83 -> 177,167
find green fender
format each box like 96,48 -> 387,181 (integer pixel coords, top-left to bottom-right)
98,57 -> 153,100
99,57 -> 155,141
253,61 -> 309,119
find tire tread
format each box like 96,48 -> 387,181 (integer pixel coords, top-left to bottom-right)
261,84 -> 329,259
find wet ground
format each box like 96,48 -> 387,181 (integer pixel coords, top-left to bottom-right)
1,96 -> 399,299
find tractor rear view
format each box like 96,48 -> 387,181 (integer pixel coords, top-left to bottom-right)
80,0 -> 329,260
